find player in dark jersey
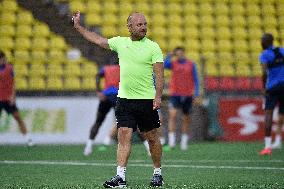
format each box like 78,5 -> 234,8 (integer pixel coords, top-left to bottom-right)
259,33 -> 284,155
0,50 -> 33,146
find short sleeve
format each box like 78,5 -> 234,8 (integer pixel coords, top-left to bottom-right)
108,36 -> 121,52
259,53 -> 268,65
152,43 -> 164,64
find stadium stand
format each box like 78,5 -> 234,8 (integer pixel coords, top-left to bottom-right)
1,0 -> 284,93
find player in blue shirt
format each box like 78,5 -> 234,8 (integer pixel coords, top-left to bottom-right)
259,33 -> 284,155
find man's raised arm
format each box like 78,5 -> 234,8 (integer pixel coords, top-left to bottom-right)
72,11 -> 109,49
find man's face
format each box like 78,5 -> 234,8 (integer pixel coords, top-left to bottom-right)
174,49 -> 185,60
128,14 -> 147,39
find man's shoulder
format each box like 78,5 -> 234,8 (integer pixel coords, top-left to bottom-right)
145,38 -> 160,47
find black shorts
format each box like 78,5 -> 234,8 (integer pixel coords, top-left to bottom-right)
265,84 -> 284,114
115,98 -> 160,132
0,101 -> 18,114
98,94 -> 117,116
169,96 -> 193,114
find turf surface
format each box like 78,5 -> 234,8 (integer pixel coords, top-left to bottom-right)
0,142 -> 283,189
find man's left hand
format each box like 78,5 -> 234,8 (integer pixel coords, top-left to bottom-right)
153,97 -> 162,110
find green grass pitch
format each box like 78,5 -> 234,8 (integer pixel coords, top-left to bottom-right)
0,142 -> 283,189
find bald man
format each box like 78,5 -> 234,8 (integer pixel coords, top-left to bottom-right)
259,33 -> 284,156
72,12 -> 164,188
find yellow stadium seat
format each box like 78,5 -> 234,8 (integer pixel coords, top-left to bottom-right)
261,4 -> 275,16
0,12 -> 16,24
251,64 -> 262,77
16,11 -> 33,25
262,16 -> 277,28
69,0 -> 86,13
2,0 -> 18,12
215,27 -> 231,40
29,64 -> 46,76
14,64 -> 28,76
49,36 -> 67,50
205,63 -> 219,76
81,63 -> 97,77
118,3 -> 133,15
168,14 -> 182,27
14,50 -> 30,63
184,15 -> 198,27
33,24 -> 50,37
200,27 -> 215,40
49,50 -> 66,62
234,52 -> 250,65
15,77 -> 28,90
0,37 -> 14,50
134,2 -> 150,15
231,16 -> 246,27
276,4 -> 284,16
64,64 -> 81,77
15,25 -> 32,37
167,27 -> 183,39
200,40 -> 215,53
263,28 -> 278,39
278,16 -> 284,30
31,50 -> 46,63
168,39 -> 183,52
199,3 -> 213,15
216,40 -> 232,53
218,52 -> 233,65
250,53 -> 260,64
247,28 -> 262,40
101,26 -> 118,38
117,26 -> 129,37
167,3 -> 182,14
185,39 -> 200,53
85,13 -> 102,26
248,40 -> 262,53
215,16 -> 229,27
199,15 -> 214,27
152,14 -> 166,26
247,16 -> 261,27
46,77 -> 63,90
246,4 -> 260,16
29,76 -> 46,90
232,28 -> 247,40
102,13 -> 118,26
233,40 -> 248,53
86,0 -> 101,13
81,76 -> 96,90
214,3 -> 228,15
155,38 -> 167,52
31,38 -> 48,51
219,64 -> 235,77
235,64 -> 251,77
14,38 -> 31,51
151,3 -> 165,14
0,25 -> 15,37
184,27 -> 198,39
102,2 -> 117,14
230,3 -> 245,15
64,76 -> 81,90
183,3 -> 197,15
46,64 -> 63,76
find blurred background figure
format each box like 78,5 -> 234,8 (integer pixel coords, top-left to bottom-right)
0,50 -> 33,146
84,63 -> 120,156
272,114 -> 284,149
259,33 -> 284,155
164,47 -> 199,150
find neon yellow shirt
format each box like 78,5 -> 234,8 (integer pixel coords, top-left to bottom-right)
108,37 -> 163,99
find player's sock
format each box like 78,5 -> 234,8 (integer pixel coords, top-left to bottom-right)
84,139 -> 94,156
180,134 -> 188,150
275,135 -> 282,145
24,133 -> 33,146
143,140 -> 151,155
168,132 -> 176,148
264,136 -> 272,149
160,137 -> 165,145
117,166 -> 126,181
153,167 -> 162,175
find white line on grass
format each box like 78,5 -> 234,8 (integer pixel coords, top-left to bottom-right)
1,160 -> 284,171
130,159 -> 284,163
